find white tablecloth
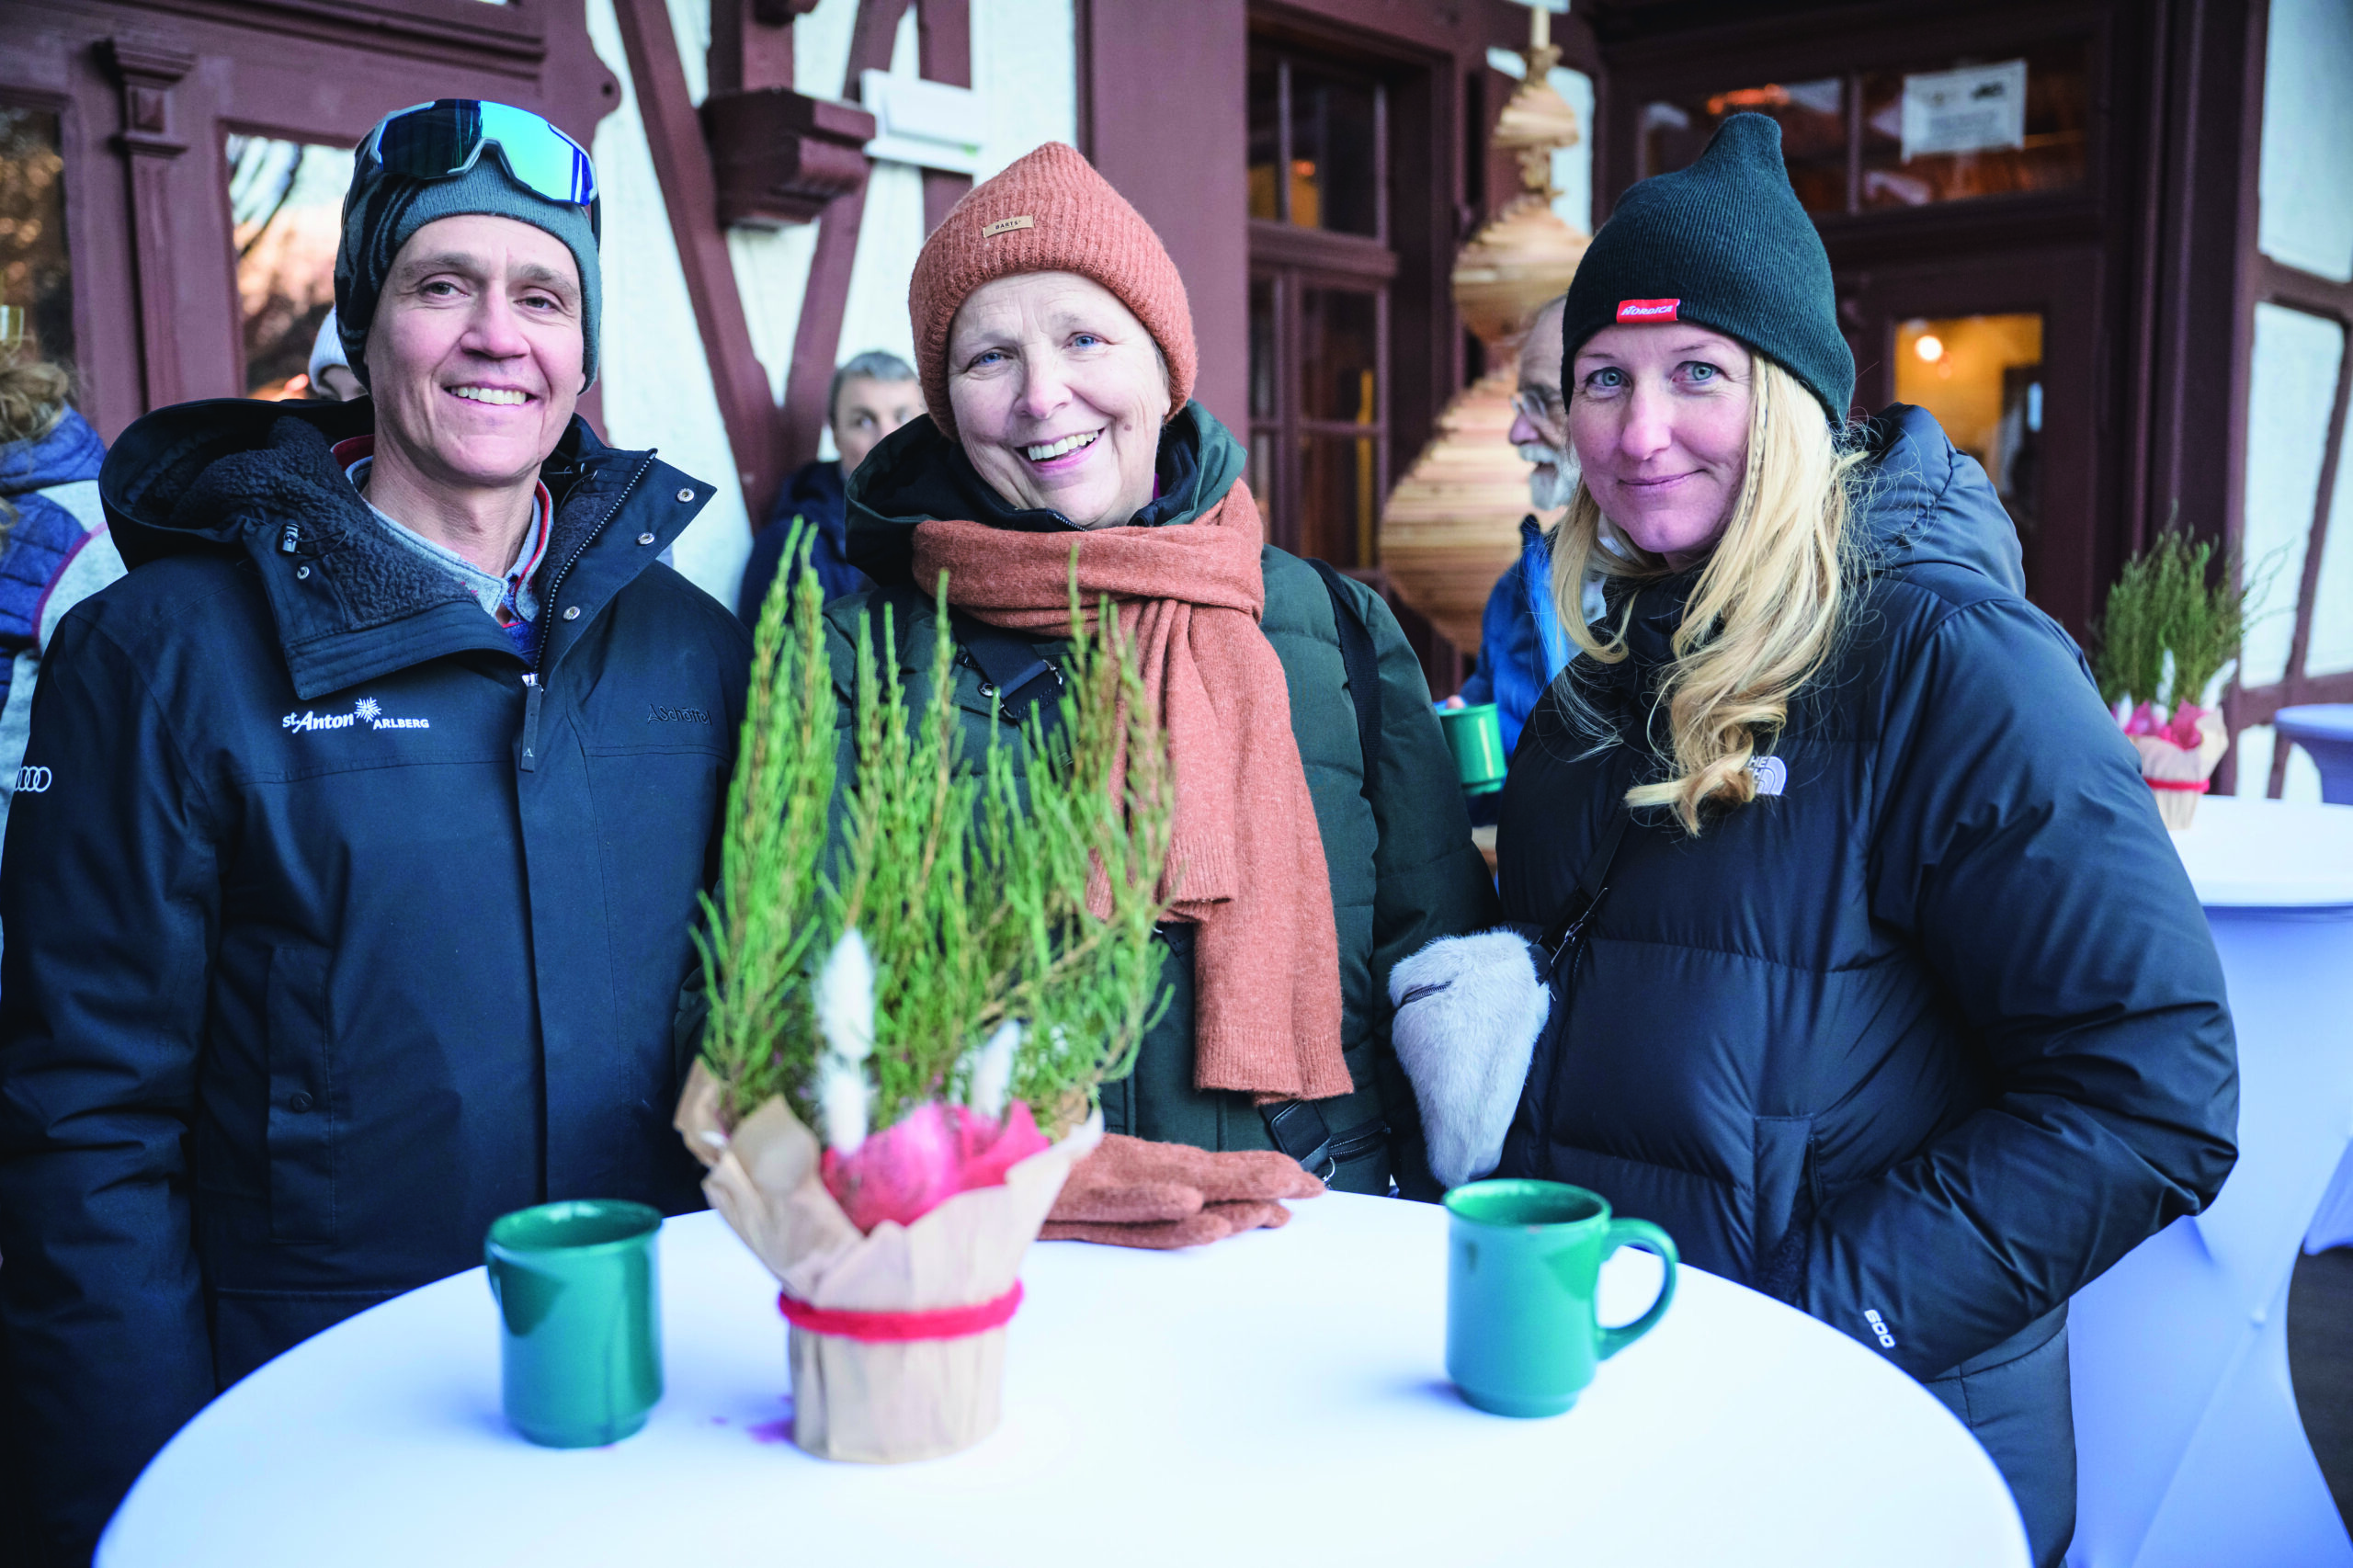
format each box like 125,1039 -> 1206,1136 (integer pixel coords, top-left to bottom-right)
2066,796 -> 2353,1568
101,1195 -> 2027,1567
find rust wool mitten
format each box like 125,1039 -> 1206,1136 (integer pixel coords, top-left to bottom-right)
1040,1199 -> 1295,1251
1040,1135 -> 1324,1248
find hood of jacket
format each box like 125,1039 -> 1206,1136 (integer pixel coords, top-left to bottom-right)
98,396 -> 711,699
841,400 -> 1249,587
0,405 -> 106,497
1613,402 -> 2024,675
1852,402 -> 2026,591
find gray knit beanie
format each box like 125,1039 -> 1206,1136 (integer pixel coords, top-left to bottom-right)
334,157 -> 602,391
1562,113 -> 1853,424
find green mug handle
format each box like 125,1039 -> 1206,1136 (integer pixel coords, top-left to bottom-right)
1596,1219 -> 1679,1360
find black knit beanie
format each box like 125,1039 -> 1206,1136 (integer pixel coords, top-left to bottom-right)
1562,113 -> 1852,424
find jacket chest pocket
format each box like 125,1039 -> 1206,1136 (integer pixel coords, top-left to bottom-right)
265,944 -> 336,1244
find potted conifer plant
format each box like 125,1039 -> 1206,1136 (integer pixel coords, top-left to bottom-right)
2091,531 -> 2253,830
676,530 -> 1175,1461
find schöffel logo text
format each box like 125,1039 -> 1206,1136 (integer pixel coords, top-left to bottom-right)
15,765 -> 51,793
1616,298 -> 1681,323
648,704 -> 710,724
283,697 -> 430,734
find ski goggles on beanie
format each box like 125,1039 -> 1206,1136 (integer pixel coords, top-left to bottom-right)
362,100 -> 599,240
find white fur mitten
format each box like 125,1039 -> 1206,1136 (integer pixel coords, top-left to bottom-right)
1388,930 -> 1552,1189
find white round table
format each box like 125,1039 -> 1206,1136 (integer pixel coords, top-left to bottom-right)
2065,796 -> 2353,1568
101,1194 -> 2027,1567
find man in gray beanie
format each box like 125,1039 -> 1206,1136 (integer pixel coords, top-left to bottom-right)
0,100 -> 747,1563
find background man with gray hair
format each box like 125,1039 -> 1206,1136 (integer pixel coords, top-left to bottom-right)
735,348 -> 922,622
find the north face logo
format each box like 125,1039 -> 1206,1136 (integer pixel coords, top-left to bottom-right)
1616,298 -> 1681,322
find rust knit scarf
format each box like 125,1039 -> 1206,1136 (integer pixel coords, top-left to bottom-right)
910,483 -> 1350,1103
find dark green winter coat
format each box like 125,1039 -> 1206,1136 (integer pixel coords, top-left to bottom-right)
826,403 -> 1497,1195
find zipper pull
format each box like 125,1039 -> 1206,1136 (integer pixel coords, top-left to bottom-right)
519,673 -> 545,773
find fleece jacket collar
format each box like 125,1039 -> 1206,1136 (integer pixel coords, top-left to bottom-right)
98,396 -> 710,699
840,401 -> 1247,588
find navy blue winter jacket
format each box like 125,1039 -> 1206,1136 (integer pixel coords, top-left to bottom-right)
736,458 -> 869,626
1495,406 -> 2236,1561
0,397 -> 747,1562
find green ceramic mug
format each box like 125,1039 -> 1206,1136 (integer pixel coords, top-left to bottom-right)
1443,1179 -> 1678,1417
1436,701 -> 1508,794
485,1199 -> 665,1448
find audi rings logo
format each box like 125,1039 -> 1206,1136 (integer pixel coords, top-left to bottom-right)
15,765 -> 52,794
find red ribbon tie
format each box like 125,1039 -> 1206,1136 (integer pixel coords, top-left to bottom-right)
2145,777 -> 2210,794
778,1280 -> 1025,1343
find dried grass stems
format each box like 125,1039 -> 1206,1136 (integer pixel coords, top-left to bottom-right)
695,522 -> 1176,1142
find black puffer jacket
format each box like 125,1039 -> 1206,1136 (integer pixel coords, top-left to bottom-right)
0,399 -> 746,1562
1495,406 -> 2236,1563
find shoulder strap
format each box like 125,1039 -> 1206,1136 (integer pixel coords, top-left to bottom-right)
948,608 -> 1065,738
1307,559 -> 1381,796
1539,811 -> 1630,976
1259,561 -> 1390,1176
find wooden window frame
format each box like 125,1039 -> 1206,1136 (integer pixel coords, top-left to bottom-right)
1245,40 -> 1397,566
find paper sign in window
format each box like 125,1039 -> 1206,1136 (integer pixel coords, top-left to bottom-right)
1900,60 -> 2027,163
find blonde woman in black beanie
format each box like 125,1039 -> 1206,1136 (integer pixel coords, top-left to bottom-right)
1385,113 -> 2235,1567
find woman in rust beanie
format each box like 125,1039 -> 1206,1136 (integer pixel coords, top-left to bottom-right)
823,142 -> 1495,1219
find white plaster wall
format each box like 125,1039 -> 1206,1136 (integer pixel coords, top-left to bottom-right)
2258,0 -> 2353,284
972,0 -> 1078,181
2302,403 -> 2353,677
2233,722 -> 2326,801
2236,301 -> 2342,688
583,0 -> 755,608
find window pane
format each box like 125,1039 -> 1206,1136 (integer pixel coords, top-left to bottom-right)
1640,78 -> 1846,214
1893,313 -> 2043,532
1249,276 -> 1276,421
1299,286 -> 1378,425
1299,433 -> 1378,566
1288,64 -> 1378,235
1247,59 -> 1282,222
225,135 -> 354,400
1859,42 -> 2088,209
0,106 -> 74,371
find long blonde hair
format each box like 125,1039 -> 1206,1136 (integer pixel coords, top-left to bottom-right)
1549,355 -> 1863,835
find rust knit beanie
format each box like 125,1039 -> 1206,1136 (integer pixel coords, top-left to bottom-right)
908,142 -> 1197,441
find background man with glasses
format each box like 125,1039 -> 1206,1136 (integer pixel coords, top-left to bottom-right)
1447,293 -> 1596,767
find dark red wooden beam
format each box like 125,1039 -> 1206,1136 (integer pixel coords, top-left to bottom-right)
777,0 -> 910,472
915,0 -> 972,233
610,0 -> 785,518
710,0 -> 796,95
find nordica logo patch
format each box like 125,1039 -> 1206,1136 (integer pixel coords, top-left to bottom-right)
1616,298 -> 1681,323
284,697 -> 430,734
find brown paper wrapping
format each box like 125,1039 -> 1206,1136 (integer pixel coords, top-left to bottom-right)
675,1062 -> 1103,1461
2131,710 -> 2229,831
